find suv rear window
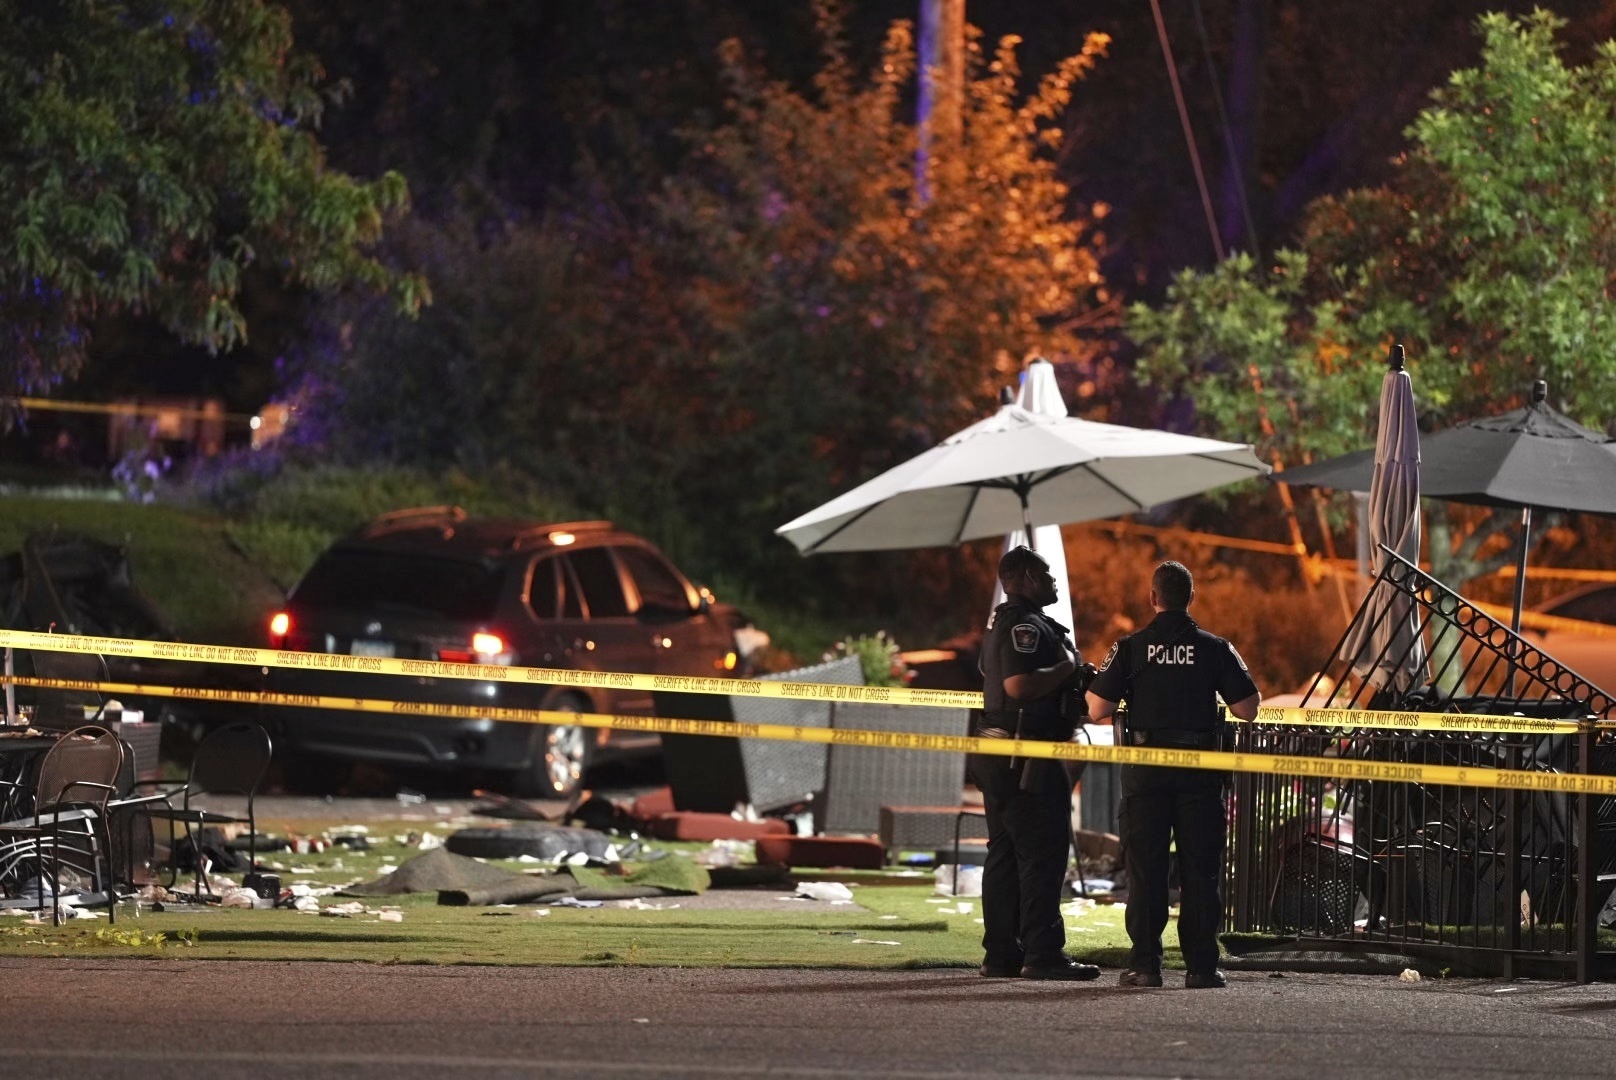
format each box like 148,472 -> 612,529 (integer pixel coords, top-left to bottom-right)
292,550 -> 505,621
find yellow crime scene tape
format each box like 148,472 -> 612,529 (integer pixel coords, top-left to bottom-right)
0,627 -> 1598,732
0,627 -> 983,710
2,628 -> 1613,794
4,672 -> 1616,796
1252,704 -> 1586,735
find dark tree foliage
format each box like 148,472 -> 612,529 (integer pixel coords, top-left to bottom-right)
0,0 -> 425,405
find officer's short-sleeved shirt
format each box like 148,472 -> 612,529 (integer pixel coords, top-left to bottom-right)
980,599 -> 1070,731
1088,610 -> 1258,732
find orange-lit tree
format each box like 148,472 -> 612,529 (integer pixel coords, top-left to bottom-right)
602,10 -> 1117,599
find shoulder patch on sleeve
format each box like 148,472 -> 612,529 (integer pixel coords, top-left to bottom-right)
1011,623 -> 1040,653
1228,641 -> 1249,672
1098,641 -> 1119,672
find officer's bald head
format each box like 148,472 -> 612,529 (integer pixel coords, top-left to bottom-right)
998,545 -> 1047,585
1152,561 -> 1193,610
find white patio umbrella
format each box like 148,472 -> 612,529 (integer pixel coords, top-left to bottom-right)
991,359 -> 1075,631
1337,346 -> 1426,694
775,402 -> 1270,554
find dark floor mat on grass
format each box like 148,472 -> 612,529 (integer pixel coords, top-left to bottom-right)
343,848 -> 521,896
442,858 -> 711,906
342,847 -> 710,906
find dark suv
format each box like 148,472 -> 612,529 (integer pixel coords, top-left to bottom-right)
268,507 -> 739,796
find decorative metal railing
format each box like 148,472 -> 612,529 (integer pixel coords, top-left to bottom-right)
1225,550 -> 1615,980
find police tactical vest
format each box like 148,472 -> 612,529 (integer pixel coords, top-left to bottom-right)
980,599 -> 1070,736
1119,612 -> 1224,732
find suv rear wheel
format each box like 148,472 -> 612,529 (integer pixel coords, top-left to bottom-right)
508,693 -> 593,798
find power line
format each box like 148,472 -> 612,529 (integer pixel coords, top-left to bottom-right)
1189,0 -> 1261,255
1149,0 -> 1224,262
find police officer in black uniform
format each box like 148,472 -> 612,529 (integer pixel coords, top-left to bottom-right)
1085,560 -> 1260,989
971,546 -> 1100,981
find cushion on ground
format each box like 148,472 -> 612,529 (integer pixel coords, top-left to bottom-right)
755,835 -> 886,869
646,812 -> 791,842
629,786 -> 676,820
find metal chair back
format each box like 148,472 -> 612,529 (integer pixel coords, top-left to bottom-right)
188,723 -> 273,806
32,725 -> 123,817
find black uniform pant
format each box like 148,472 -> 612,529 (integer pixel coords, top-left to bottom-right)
1119,764 -> 1227,975
969,754 -> 1071,967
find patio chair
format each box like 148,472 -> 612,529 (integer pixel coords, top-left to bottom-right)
105,736 -> 167,894
139,721 -> 272,899
0,725 -> 124,924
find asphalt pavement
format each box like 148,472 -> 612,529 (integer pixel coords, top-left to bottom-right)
122,795 -> 1611,1077
3,959 -> 1614,1078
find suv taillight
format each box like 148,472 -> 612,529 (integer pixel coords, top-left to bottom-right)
438,631 -> 509,664
268,611 -> 311,651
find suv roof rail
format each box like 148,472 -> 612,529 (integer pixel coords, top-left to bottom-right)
510,520 -> 615,550
358,505 -> 469,538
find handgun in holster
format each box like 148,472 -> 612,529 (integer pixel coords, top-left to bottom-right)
1112,705 -> 1130,751
1009,708 -> 1047,792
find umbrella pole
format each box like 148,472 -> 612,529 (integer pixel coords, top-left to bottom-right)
1510,507 -> 1531,635
1019,488 -> 1036,552
1506,506 -> 1532,698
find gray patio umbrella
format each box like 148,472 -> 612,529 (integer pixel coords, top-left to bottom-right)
1280,378 -> 1616,632
1336,346 -> 1425,694
775,404 -> 1269,554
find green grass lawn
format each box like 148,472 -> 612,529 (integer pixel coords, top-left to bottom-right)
0,815 -> 1138,968
0,889 -> 1136,969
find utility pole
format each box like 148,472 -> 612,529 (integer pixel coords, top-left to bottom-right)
916,0 -> 965,202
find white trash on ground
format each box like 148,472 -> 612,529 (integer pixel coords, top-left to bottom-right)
795,882 -> 854,903
933,865 -> 983,897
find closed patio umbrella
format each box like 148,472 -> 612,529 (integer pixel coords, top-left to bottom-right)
1337,346 -> 1425,694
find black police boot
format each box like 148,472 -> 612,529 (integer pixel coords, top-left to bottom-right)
979,958 -> 1022,978
1183,969 -> 1227,989
1117,969 -> 1164,988
1020,956 -> 1102,981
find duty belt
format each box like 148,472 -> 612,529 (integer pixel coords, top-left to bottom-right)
1127,728 -> 1220,750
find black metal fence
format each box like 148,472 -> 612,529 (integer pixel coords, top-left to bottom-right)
1225,551 -> 1616,980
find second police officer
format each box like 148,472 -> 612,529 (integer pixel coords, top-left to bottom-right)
1085,560 -> 1260,990
972,545 -> 1100,981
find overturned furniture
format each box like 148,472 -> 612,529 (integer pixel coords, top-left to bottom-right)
1,530 -> 176,785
